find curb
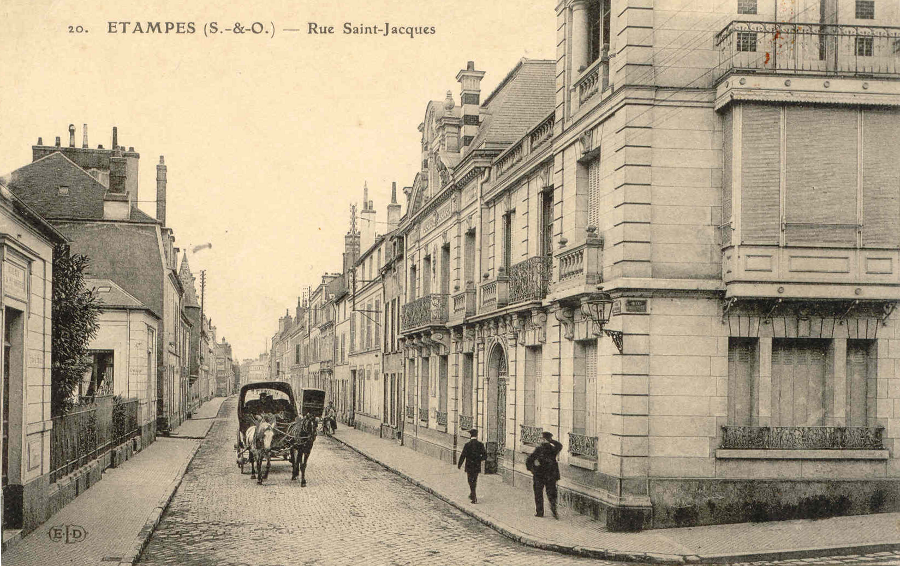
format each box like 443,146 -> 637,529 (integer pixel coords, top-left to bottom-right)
117,398 -> 229,566
331,433 -> 900,565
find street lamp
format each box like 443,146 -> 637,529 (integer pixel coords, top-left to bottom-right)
579,292 -> 623,354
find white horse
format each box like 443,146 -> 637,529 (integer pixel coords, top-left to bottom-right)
245,418 -> 276,484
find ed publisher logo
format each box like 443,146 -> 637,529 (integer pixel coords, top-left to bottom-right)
48,524 -> 87,544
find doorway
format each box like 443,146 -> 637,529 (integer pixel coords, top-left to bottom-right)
485,343 -> 507,474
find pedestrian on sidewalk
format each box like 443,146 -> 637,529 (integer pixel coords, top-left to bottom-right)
457,428 -> 486,503
526,431 -> 563,519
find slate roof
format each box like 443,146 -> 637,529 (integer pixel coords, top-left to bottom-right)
5,151 -> 158,224
86,278 -> 156,315
465,59 -> 556,156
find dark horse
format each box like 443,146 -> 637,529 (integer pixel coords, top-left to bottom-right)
246,416 -> 276,484
287,413 -> 317,486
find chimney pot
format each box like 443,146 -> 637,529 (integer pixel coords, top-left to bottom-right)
467,60 -> 475,70
159,155 -> 165,164
98,144 -> 104,149
128,146 -> 134,152
112,126 -> 118,149
68,124 -> 75,147
82,124 -> 88,148
37,137 -> 43,145
55,137 -> 61,147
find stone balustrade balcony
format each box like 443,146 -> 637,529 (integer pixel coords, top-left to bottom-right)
553,235 -> 603,296
449,283 -> 476,324
480,275 -> 509,313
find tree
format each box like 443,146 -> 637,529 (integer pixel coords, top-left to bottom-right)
51,243 -> 101,416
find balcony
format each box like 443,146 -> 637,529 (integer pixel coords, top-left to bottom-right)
436,411 -> 448,427
405,406 -> 415,420
572,49 -> 610,114
553,236 -> 603,296
568,432 -> 599,460
508,256 -> 552,305
520,424 -> 543,447
721,426 -> 885,450
401,293 -> 449,333
450,284 -> 476,324
419,407 -> 429,422
459,414 -> 473,431
715,21 -> 900,84
491,113 -> 555,186
480,275 -> 508,313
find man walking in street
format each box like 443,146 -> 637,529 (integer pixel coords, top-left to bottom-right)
457,428 -> 486,503
526,431 -> 563,519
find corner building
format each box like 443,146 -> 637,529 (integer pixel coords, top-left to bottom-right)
398,0 -> 900,531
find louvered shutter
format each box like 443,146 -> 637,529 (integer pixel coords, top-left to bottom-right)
722,111 -> 733,246
863,110 -> 900,247
585,341 -> 597,436
846,341 -> 870,426
785,107 -> 858,245
727,338 -> 756,426
741,105 -> 781,244
588,157 -> 602,229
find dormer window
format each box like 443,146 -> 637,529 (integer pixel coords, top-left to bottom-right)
587,0 -> 611,66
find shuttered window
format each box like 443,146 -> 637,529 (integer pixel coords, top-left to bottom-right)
863,110 -> 900,247
785,107 -> 858,245
722,111 -> 733,246
588,157 -> 602,229
741,105 -> 781,244
524,346 -> 539,426
461,353 -> 473,418
771,339 -> 827,427
585,341 -> 597,436
727,338 -> 758,425
846,340 -> 875,427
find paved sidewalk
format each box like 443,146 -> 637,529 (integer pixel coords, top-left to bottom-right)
2,396 -> 227,566
331,426 -> 900,564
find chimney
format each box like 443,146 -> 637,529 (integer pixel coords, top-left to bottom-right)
109,148 -> 126,193
359,182 -> 377,252
156,155 -> 167,226
82,124 -> 88,148
68,124 -> 75,148
124,146 -> 140,206
387,181 -> 401,231
55,136 -> 61,147
343,230 -> 360,275
111,126 -> 118,150
37,137 -> 42,146
456,61 -> 485,148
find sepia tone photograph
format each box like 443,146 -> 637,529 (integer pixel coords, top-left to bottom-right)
1,0 -> 899,564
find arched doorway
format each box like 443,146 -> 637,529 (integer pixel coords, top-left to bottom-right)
485,343 -> 507,474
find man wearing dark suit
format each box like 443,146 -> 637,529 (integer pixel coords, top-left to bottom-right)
457,428 -> 486,503
526,431 -> 564,519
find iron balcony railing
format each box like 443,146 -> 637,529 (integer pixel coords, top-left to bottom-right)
715,21 -> 900,83
419,407 -> 429,422
520,424 -> 543,446
568,432 -> 599,460
508,256 -> 552,305
459,414 -> 474,432
401,293 -> 449,332
721,426 -> 885,450
405,405 -> 415,420
436,411 -> 448,427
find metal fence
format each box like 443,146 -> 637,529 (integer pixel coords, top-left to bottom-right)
50,397 -> 141,483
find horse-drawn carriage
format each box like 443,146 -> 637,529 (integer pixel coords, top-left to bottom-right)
235,382 -> 325,485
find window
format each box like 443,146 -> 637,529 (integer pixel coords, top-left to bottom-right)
856,36 -> 874,57
502,212 -> 514,272
856,0 -> 875,19
736,31 -> 757,53
422,256 -> 432,295
461,353 -> 474,418
737,0 -> 757,14
374,299 -> 381,346
419,357 -> 430,418
524,346 -> 541,426
440,244 -> 450,295
846,340 -> 876,426
572,340 -> 596,435
586,0 -> 611,66
464,229 -> 476,285
408,359 -> 416,412
409,265 -> 417,301
727,338 -> 758,425
81,351 -> 114,399
541,190 -> 554,257
295,343 -> 300,365
771,339 -> 827,426
438,356 -> 448,419
365,301 -> 373,349
340,333 -> 346,363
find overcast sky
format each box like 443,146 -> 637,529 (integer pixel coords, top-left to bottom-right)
0,0 -> 556,361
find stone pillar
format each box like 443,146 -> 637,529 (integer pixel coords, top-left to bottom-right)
570,0 -> 590,74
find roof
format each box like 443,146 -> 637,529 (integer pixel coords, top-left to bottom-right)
465,59 -> 555,156
5,151 -> 158,224
86,278 -> 157,316
178,253 -> 201,308
0,182 -> 67,244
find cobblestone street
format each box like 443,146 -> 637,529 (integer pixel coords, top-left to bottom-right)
132,397 -> 900,566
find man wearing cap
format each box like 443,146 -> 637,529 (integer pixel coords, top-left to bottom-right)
526,431 -> 564,519
457,428 -> 486,503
